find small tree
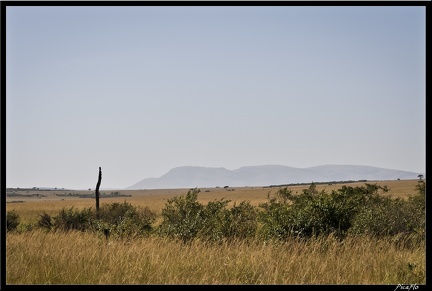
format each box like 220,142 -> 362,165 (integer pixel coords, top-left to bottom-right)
418,174 -> 424,180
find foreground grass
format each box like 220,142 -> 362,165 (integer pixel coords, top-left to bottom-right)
6,230 -> 425,285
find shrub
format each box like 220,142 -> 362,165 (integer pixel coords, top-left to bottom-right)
218,200 -> 258,241
35,202 -> 156,238
258,183 -> 389,240
407,181 -> 426,235
52,206 -> 93,231
93,201 -> 156,238
158,188 -> 258,243
257,188 -> 294,241
6,210 -> 20,231
158,188 -> 205,242
199,200 -> 258,242
97,201 -> 135,224
350,182 -> 426,238
350,196 -> 405,236
37,212 -> 53,230
198,198 -> 231,241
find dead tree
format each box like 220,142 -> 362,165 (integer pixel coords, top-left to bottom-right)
95,167 -> 102,217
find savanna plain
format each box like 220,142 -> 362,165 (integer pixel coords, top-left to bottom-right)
6,179 -> 426,285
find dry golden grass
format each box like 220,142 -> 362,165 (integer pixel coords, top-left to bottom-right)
6,229 -> 425,285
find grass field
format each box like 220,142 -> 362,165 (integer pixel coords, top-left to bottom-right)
6,230 -> 425,284
5,179 -> 426,285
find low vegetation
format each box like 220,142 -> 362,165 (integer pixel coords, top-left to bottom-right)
6,181 -> 426,284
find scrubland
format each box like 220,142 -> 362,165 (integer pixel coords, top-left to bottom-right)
6,179 -> 426,285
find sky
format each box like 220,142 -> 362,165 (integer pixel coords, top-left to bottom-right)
5,5 -> 426,190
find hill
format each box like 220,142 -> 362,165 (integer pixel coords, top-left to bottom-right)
126,164 -> 423,190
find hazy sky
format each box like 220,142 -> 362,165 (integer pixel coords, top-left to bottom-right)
6,5 -> 426,189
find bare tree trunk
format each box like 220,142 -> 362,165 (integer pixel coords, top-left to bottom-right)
95,167 -> 102,217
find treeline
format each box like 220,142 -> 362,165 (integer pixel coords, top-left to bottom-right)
6,182 -> 425,244
266,179 -> 368,188
6,191 -> 131,199
55,191 -> 132,198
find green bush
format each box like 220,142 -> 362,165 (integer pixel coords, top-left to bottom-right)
158,188 -> 258,243
53,206 -> 93,231
35,202 -> 156,238
37,212 -> 53,230
257,188 -> 294,241
197,198 -> 231,242
258,183 -> 389,240
407,181 -> 426,235
37,207 -> 93,232
199,200 -> 258,242
6,210 -> 20,231
93,201 -> 157,238
350,181 -> 426,238
97,201 -> 135,224
220,200 -> 258,241
158,188 -> 206,242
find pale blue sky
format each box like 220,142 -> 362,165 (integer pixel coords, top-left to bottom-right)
6,5 -> 426,189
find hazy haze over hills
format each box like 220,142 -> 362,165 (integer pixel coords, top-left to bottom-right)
126,165 -> 423,190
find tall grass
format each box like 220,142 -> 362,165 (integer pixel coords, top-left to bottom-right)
6,230 -> 425,285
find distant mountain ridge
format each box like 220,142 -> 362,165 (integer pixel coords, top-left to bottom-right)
126,165 -> 424,190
